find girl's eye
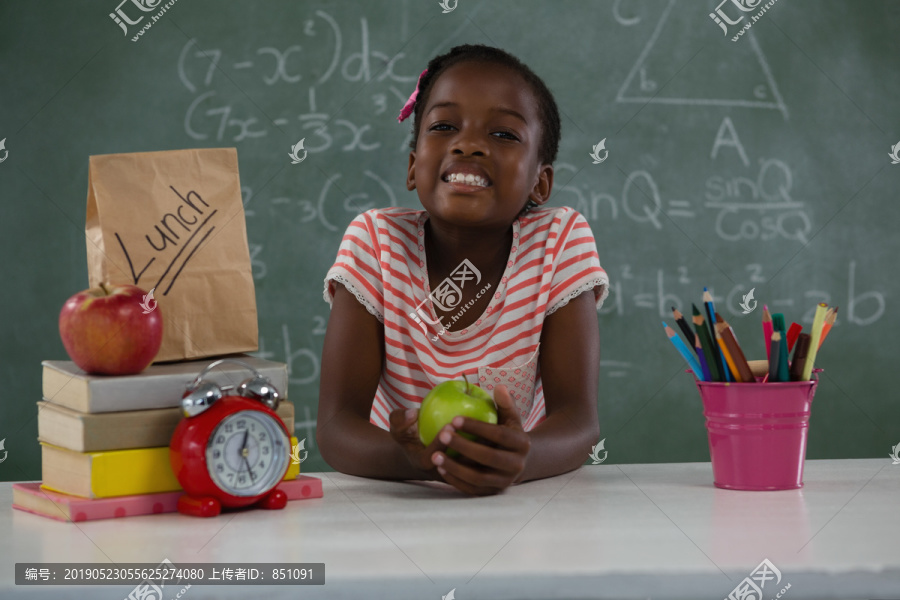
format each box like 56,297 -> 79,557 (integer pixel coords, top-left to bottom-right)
429,123 -> 455,131
492,131 -> 519,141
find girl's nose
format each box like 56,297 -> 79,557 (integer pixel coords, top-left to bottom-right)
451,131 -> 487,156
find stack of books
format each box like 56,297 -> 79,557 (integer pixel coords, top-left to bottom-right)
13,354 -> 321,522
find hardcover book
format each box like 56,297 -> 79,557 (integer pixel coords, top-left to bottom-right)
41,354 -> 288,413
37,399 -> 294,452
41,438 -> 301,499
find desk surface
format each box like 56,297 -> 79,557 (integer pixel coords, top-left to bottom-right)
1,459 -> 898,600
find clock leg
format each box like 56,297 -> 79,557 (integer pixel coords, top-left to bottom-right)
177,495 -> 221,518
257,488 -> 288,510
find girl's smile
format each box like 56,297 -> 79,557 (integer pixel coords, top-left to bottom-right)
441,161 -> 492,192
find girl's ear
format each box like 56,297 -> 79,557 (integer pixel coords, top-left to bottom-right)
406,151 -> 417,191
528,164 -> 554,206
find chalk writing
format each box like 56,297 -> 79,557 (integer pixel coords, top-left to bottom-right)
177,9 -> 417,148
707,158 -> 811,244
597,263 -> 884,324
615,0 -> 788,119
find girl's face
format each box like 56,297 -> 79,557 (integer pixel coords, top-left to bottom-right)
406,61 -> 552,230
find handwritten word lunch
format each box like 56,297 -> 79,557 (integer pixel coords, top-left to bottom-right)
115,185 -> 216,296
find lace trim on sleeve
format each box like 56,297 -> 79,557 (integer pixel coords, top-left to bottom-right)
324,274 -> 385,323
546,278 -> 607,316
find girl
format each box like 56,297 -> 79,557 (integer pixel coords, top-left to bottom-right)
317,44 -> 609,496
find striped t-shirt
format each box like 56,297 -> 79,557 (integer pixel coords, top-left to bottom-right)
323,206 -> 609,432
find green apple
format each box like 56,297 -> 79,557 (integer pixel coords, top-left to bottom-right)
418,380 -> 498,454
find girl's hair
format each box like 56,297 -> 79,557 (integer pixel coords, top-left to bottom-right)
408,44 -> 562,167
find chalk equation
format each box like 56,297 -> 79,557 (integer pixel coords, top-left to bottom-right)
598,260 -> 884,325
177,10 -> 417,149
240,165 -> 395,234
561,117 -> 814,245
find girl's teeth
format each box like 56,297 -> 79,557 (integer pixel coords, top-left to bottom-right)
447,173 -> 487,187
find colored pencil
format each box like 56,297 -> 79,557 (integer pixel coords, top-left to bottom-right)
817,306 -> 838,351
703,288 -> 731,382
715,320 -> 755,382
693,333 -> 712,382
771,313 -> 790,382
786,322 -> 803,352
692,304 -> 722,382
802,303 -> 829,380
789,333 -> 812,381
672,307 -> 697,353
767,331 -> 781,382
762,305 -> 773,361
714,328 -> 742,382
663,322 -> 702,377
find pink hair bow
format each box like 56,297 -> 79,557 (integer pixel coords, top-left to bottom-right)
397,69 -> 428,123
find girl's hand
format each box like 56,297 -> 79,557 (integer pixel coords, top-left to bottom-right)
430,385 -> 531,496
388,407 -> 453,481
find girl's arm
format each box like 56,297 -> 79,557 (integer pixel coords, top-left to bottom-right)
515,291 -> 602,483
316,283 -> 436,481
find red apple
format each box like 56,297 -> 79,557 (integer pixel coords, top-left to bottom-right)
59,283 -> 163,375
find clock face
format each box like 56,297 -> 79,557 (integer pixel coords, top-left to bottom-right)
205,410 -> 290,497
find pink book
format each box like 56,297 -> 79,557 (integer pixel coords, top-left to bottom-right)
12,476 -> 322,522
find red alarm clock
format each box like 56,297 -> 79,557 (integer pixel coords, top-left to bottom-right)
169,359 -> 291,518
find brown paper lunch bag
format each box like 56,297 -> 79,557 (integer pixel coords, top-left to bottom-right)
85,147 -> 258,362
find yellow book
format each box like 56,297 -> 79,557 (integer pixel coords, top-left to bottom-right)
41,438 -> 301,499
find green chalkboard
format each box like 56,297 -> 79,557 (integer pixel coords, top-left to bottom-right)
2,0 -> 899,482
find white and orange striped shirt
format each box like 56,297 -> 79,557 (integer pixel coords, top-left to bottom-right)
323,206 -> 609,432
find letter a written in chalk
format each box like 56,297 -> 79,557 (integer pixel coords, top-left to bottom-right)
711,116 -> 749,167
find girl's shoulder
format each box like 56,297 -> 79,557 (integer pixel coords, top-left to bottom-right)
348,207 -> 424,239
517,205 -> 589,231
356,207 -> 423,228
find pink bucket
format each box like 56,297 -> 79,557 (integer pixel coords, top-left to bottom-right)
693,371 -> 819,491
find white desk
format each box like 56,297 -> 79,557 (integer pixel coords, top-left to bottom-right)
1,459 -> 898,599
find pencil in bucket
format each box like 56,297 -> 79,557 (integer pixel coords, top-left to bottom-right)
665,296 -> 835,490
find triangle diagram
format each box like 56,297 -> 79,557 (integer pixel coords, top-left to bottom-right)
616,0 -> 788,120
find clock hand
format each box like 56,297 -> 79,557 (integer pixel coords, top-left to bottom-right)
233,429 -> 251,476
239,429 -> 255,479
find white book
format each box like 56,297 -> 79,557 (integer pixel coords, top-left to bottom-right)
41,354 -> 288,414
